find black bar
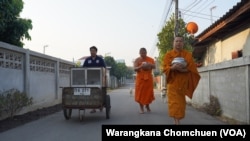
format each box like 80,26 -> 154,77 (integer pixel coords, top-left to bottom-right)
102,125 -> 250,140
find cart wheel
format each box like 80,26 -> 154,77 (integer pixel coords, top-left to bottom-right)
63,108 -> 72,120
105,95 -> 111,119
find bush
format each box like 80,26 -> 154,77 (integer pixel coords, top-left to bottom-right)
0,88 -> 33,119
202,95 -> 222,116
0,94 -> 4,116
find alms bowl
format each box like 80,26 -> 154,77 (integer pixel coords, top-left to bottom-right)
171,57 -> 187,67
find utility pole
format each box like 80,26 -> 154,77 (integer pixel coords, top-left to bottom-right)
210,6 -> 216,24
174,0 -> 179,37
43,45 -> 48,54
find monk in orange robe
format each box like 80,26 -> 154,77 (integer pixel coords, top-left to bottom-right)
134,47 -> 156,114
162,35 -> 200,125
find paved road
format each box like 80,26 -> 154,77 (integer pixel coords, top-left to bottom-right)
0,82 -> 226,141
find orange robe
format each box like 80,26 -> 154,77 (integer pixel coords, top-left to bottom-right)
134,56 -> 155,105
163,49 -> 200,119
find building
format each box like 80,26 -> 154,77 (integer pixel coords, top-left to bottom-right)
191,0 -> 250,124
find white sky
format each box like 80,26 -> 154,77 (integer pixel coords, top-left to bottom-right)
20,0 -> 241,66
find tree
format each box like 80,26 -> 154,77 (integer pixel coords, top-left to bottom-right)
114,62 -> 127,80
104,56 -> 129,81
0,0 -> 32,47
126,66 -> 134,79
75,60 -> 81,67
104,56 -> 117,76
156,13 -> 193,72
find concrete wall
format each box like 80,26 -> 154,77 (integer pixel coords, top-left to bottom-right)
190,56 -> 250,124
243,29 -> 250,56
0,41 -> 75,115
0,41 -> 120,118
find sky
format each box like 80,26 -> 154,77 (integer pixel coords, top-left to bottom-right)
20,0 -> 242,66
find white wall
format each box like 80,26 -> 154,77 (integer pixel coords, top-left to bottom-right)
0,41 -> 74,116
190,56 -> 250,124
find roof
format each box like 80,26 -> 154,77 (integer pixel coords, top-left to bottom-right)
78,56 -> 89,60
192,0 -> 250,60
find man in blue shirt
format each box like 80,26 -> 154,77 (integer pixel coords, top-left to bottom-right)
83,46 -> 106,113
83,46 -> 106,68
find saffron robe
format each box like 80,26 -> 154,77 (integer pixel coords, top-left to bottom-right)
134,56 -> 155,105
163,49 -> 200,119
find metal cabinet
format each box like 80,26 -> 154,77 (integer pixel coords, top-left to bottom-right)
70,67 -> 106,88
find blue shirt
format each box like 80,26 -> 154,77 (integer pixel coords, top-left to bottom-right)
83,56 -> 106,68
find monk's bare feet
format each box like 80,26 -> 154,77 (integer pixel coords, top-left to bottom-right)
146,105 -> 151,112
139,109 -> 144,114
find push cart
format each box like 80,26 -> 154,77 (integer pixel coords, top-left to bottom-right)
61,67 -> 111,120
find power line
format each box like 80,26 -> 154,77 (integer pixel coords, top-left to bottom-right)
181,9 -> 212,17
149,0 -> 218,57
195,0 -> 215,14
182,0 -> 202,14
180,9 -> 219,20
183,0 -> 215,22
182,13 -> 212,20
149,0 -> 174,56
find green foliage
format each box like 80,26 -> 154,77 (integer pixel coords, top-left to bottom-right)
104,56 -> 117,76
156,13 -> 194,71
202,95 -> 222,116
0,94 -> 4,116
126,67 -> 134,79
0,0 -> 32,47
104,56 -> 129,80
0,88 -> 33,119
114,62 -> 127,80
75,60 -> 82,67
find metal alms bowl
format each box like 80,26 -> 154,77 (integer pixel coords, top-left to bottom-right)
171,57 -> 187,67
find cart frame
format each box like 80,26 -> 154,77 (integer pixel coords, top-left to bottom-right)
61,67 -> 111,120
